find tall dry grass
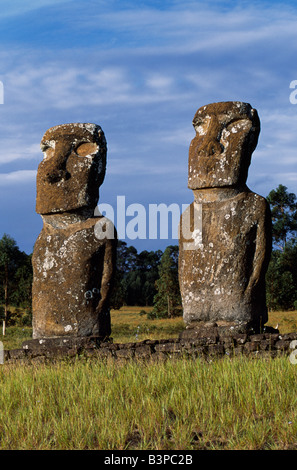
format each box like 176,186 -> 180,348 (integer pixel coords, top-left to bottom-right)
1,307 -> 297,450
0,355 -> 297,450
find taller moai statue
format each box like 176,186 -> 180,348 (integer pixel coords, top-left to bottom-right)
32,123 -> 116,339
179,102 -> 272,333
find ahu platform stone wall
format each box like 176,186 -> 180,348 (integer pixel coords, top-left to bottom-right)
3,326 -> 297,364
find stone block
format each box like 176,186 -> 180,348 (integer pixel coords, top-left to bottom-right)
275,340 -> 290,351
250,334 -> 265,342
134,345 -> 152,358
154,343 -> 182,353
8,349 -> 27,360
115,349 -> 135,359
244,342 -> 260,353
207,344 -> 225,356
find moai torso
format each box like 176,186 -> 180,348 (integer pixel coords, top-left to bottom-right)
179,102 -> 272,332
32,123 -> 116,339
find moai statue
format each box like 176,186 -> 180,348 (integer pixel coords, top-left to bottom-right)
32,123 -> 116,339
179,102 -> 272,333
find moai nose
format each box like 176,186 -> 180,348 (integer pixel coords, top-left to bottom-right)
46,144 -> 71,183
199,116 -> 224,157
205,139 -> 223,156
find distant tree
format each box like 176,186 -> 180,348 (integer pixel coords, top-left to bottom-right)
109,241 -> 162,308
267,184 -> 297,248
265,186 -> 297,311
11,253 -> 33,312
133,249 -> 162,305
266,248 -> 297,311
151,245 -> 181,318
281,240 -> 297,289
0,234 -> 22,335
123,249 -> 162,306
116,240 -> 138,273
109,241 -> 138,309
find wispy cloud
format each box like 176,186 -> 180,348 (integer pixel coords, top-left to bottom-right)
59,1 -> 297,54
278,172 -> 297,182
0,0 -> 296,253
0,142 -> 41,165
0,0 -> 74,19
108,158 -> 185,176
0,170 -> 36,185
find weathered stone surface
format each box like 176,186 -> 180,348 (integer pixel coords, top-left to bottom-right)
22,335 -> 106,351
275,339 -> 290,351
32,123 -> 116,339
134,345 -> 152,358
8,349 -> 27,360
179,101 -> 272,332
4,327 -> 297,364
282,332 -> 297,341
36,123 -> 107,214
115,349 -> 135,359
188,101 -> 260,190
155,342 -> 182,353
249,334 -> 265,342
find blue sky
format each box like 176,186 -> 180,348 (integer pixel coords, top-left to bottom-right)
0,0 -> 297,254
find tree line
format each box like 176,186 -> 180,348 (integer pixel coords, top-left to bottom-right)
0,234 -> 33,333
0,184 -> 296,331
265,184 -> 297,311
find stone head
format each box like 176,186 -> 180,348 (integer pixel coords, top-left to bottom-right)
36,123 -> 107,214
188,101 -> 260,190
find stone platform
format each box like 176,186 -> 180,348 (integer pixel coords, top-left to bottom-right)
2,324 -> 297,364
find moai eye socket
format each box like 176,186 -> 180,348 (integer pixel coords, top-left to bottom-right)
193,116 -> 211,136
76,142 -> 99,157
40,141 -> 55,160
226,119 -> 251,134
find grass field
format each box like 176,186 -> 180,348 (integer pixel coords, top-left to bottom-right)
0,355 -> 297,450
1,307 -> 297,450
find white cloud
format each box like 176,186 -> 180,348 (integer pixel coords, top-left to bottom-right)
3,60 -> 192,115
0,0 -> 297,255
0,0 -> 74,19
68,2 -> 297,55
278,172 -> 297,182
160,130 -> 194,146
0,142 -> 41,164
0,0 -> 296,207
108,158 -> 185,176
0,170 -> 36,186
146,74 -> 174,91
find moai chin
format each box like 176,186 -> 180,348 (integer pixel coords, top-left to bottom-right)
179,102 -> 272,333
32,123 -> 116,339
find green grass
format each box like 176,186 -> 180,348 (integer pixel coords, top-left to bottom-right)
0,326 -> 32,350
1,307 -> 297,450
0,355 -> 297,450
